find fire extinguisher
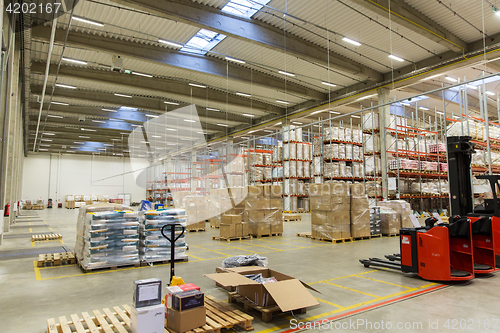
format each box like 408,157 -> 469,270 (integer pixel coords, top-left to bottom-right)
4,202 -> 10,216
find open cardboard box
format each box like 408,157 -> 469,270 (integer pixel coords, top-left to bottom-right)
205,266 -> 319,312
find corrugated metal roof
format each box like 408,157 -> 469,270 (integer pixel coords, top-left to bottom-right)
404,0 -> 500,44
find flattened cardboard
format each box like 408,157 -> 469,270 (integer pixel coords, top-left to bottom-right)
203,272 -> 259,286
263,279 -> 319,312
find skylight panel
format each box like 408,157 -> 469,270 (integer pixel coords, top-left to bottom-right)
221,0 -> 272,18
180,29 -> 226,55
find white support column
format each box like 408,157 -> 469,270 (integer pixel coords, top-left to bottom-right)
190,149 -> 197,192
377,88 -> 391,200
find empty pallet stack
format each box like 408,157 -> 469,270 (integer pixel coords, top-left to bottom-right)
310,183 -> 351,242
139,209 -> 188,264
243,184 -> 283,237
74,203 -> 140,272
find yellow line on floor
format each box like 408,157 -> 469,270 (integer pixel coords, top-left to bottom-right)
33,261 -> 41,280
308,270 -> 378,284
190,244 -> 232,257
315,297 -> 345,309
254,238 -> 307,248
187,253 -> 203,260
217,243 -> 265,254
324,281 -> 380,298
29,228 -> 32,233
31,240 -> 35,247
355,275 -> 413,289
28,222 -> 31,225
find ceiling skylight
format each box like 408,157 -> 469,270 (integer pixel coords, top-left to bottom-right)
221,0 -> 271,18
180,29 -> 226,55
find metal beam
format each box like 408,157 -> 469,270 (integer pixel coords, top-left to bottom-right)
31,26 -> 327,101
350,0 -> 467,54
30,61 -> 285,115
109,0 -> 382,81
30,85 -> 246,127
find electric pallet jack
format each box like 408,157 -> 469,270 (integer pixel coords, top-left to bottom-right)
360,216 -> 475,281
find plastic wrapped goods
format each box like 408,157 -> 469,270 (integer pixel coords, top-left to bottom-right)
283,161 -> 291,178
282,125 -> 296,142
296,143 -> 304,160
273,146 -> 282,162
251,167 -> 264,181
295,127 -> 303,142
363,113 -> 379,130
338,144 -> 346,159
303,144 -> 311,161
264,167 -> 272,180
222,254 -> 268,268
304,162 -> 311,178
345,144 -> 353,160
140,209 -> 188,263
272,165 -> 283,179
352,129 -> 362,143
290,160 -> 297,177
344,127 -> 352,142
313,137 -> 322,155
297,161 -> 304,177
313,156 -> 322,175
352,145 -> 360,161
324,127 -> 338,141
339,161 -> 347,177
283,143 -> 296,160
353,162 -> 362,178
251,152 -> 264,165
365,156 -> 381,175
263,153 -> 272,165
338,127 -> 345,141
363,134 -> 380,153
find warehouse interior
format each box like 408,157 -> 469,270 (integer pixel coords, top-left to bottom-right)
3,1 -> 500,332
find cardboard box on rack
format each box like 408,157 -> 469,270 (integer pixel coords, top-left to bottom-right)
204,266 -> 319,311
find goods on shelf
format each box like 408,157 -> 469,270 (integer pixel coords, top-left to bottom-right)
363,134 -> 380,153
65,194 -> 109,209
304,162 -> 311,177
140,210 -> 188,262
297,161 -> 304,177
74,203 -> 139,270
365,156 -> 381,175
283,195 -> 298,212
283,125 -> 296,142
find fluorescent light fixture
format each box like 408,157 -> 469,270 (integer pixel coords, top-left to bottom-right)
51,101 -> 69,105
276,100 -> 289,104
140,141 -> 149,144
313,125 -> 320,127
151,135 -> 161,138
40,144 -> 50,147
445,77 -> 458,83
189,83 -> 207,88
55,83 -> 76,89
242,113 -> 255,117
39,149 -> 48,151
342,37 -> 361,46
98,148 -> 106,151
147,151 -> 154,154
419,106 -> 429,110
123,150 -> 130,153
356,94 -> 376,101
275,122 -> 282,125
217,123 -> 229,127
236,92 -> 251,97
47,115 -> 63,118
42,132 -> 55,135
330,111 -> 341,114
321,81 -> 337,87
437,111 -> 444,115
486,91 -> 496,96
102,108 -> 117,112
72,16 -> 104,27
184,119 -> 196,123
311,110 -> 323,115
62,57 -> 87,65
165,128 -> 177,131
292,121 -> 303,125
67,150 -> 75,153
92,120 -> 105,123
466,84 -> 477,90
115,153 -> 123,156
114,93 -> 132,98
248,130 -> 257,134
130,146 -> 139,148
145,114 -> 159,118
79,136 -> 90,138
137,154 -> 146,157
164,101 -> 179,105
69,146 -> 79,149
388,54 -> 404,62
81,128 -> 96,132
264,130 -> 273,133
225,56 -> 245,64
278,70 -> 295,77
240,136 -> 250,139
120,106 -> 136,110
41,139 -> 52,142
111,138 -> 121,141
132,72 -> 153,78
180,138 -> 191,141
73,141 -> 84,144
453,115 -> 460,119
158,39 -> 183,48
206,107 -> 220,111
401,102 -> 411,106
197,131 -> 206,134
120,132 -> 128,135
421,73 -> 442,81
167,143 -> 176,146
351,115 -> 361,118
131,124 -> 142,127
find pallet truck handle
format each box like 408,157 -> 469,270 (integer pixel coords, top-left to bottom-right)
161,223 -> 186,284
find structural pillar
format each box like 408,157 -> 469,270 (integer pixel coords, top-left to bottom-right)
377,88 -> 391,200
190,148 -> 197,192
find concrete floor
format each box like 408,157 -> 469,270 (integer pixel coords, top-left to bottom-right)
1,208 -> 499,333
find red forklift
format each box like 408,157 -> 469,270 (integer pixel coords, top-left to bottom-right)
360,136 -> 497,281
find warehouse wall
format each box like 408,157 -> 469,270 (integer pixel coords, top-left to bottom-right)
22,154 -> 149,203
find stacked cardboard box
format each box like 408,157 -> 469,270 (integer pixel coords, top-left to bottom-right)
166,285 -> 206,333
219,214 -> 249,239
243,185 -> 283,236
380,207 -> 399,235
310,183 -> 351,240
350,183 -> 371,238
378,200 -> 413,229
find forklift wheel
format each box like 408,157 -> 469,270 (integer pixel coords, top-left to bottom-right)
364,263 -> 370,268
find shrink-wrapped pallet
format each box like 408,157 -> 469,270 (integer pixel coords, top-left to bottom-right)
304,162 -> 311,178
283,161 -> 291,178
297,161 -> 304,178
365,156 -> 381,175
338,144 -> 346,159
264,167 -> 272,180
313,156 -> 322,175
339,161 -> 347,177
290,160 -> 297,177
345,144 -> 353,160
282,125 -> 296,142
251,152 -> 264,165
363,113 -> 379,130
296,143 -> 304,160
273,146 -> 282,162
345,127 -> 352,142
295,127 -> 303,142
263,153 -> 272,166
338,127 -> 345,141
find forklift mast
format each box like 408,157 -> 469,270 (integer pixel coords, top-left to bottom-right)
447,136 -> 475,216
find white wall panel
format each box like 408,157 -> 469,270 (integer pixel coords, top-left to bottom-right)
22,154 -> 148,203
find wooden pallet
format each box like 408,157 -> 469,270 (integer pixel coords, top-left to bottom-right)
77,259 -> 140,273
210,226 -> 220,229
140,257 -> 189,267
253,233 -> 282,238
31,234 -> 62,242
296,232 -> 312,238
228,292 -> 305,323
383,233 -> 400,237
283,214 -> 302,222
47,304 -> 135,333
212,235 -> 253,242
204,295 -> 254,331
38,252 -> 75,267
311,236 -> 353,244
187,228 -> 206,232
370,234 -> 383,238
352,236 -> 372,241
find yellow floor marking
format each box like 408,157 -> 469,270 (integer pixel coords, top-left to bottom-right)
355,275 -> 413,289
187,253 -> 203,260
33,261 -> 41,280
28,222 -> 31,225
253,284 -> 441,333
324,281 -> 380,298
190,244 -> 232,257
255,238 -> 306,248
308,270 -> 378,285
59,238 -> 65,244
49,227 -> 53,231
31,240 -> 35,247
29,228 -> 32,233
315,297 -> 345,309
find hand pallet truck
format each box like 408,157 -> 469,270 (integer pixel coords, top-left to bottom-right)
360,216 -> 474,281
161,222 -> 186,286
